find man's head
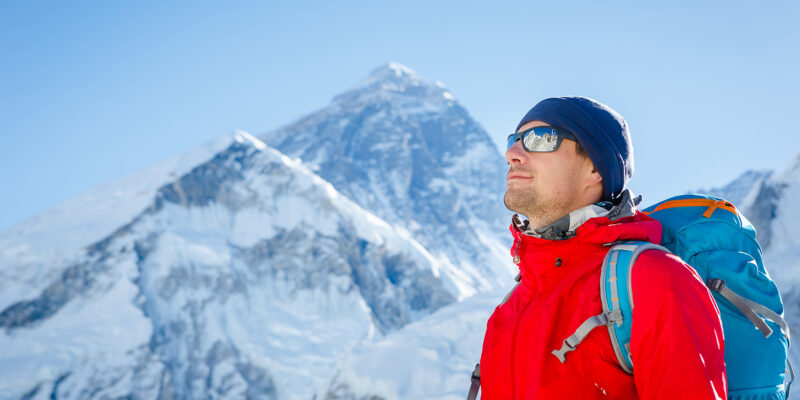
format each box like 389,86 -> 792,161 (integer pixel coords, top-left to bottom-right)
504,96 -> 633,227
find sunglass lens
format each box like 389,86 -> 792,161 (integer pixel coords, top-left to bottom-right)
522,128 -> 560,152
506,134 -> 517,150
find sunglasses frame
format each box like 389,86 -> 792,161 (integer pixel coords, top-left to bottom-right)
507,126 -> 577,153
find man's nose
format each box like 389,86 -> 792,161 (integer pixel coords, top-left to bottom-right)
505,140 -> 527,164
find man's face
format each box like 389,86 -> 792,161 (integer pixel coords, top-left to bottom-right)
504,120 -> 600,225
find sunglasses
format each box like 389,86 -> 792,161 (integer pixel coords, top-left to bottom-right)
506,126 -> 577,153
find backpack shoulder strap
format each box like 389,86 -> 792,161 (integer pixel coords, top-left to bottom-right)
601,241 -> 671,373
466,363 -> 480,400
551,241 -> 670,374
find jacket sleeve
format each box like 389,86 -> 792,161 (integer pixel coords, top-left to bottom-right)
630,250 -> 727,399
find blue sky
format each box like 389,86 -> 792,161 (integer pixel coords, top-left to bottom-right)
1,1 -> 799,231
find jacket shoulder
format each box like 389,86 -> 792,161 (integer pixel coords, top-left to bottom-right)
632,249 -> 705,288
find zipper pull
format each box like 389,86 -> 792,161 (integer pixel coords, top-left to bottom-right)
703,203 -> 717,218
703,200 -> 727,218
512,240 -> 521,264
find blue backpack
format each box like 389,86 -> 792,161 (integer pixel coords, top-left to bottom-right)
551,194 -> 792,399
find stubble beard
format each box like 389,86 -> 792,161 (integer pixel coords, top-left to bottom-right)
504,186 -> 564,229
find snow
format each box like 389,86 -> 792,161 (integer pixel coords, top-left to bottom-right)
317,289 -> 506,399
387,62 -> 415,76
0,260 -> 151,399
0,62 -> 520,400
764,154 -> 800,288
0,126 -> 484,398
131,229 -> 376,400
698,169 -> 774,210
0,131 -> 248,305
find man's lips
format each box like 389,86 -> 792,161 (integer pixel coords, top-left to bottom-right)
507,173 -> 532,181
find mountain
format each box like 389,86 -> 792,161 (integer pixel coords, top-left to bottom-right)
0,63 -> 517,399
261,62 -> 515,294
320,288 -> 504,400
0,133 -> 237,315
699,169 -> 774,212
0,132 -> 466,399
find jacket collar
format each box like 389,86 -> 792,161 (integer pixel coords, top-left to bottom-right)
508,190 -> 661,294
512,190 -> 643,241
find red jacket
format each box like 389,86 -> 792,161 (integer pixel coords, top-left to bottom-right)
479,209 -> 727,399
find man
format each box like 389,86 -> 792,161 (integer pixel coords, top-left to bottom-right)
478,97 -> 727,399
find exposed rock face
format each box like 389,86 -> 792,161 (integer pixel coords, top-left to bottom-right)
0,133 -> 460,399
262,63 -> 514,293
0,63 -> 519,399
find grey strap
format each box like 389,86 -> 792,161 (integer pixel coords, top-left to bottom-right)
787,358 -> 795,398
737,290 -> 791,341
607,250 -> 622,314
601,242 -> 670,374
709,279 -> 786,338
612,244 -> 642,252
552,310 -> 622,363
466,363 -> 480,400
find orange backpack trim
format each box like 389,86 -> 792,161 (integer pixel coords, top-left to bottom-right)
642,198 -> 738,218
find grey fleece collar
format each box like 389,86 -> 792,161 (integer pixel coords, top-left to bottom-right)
514,190 -> 642,241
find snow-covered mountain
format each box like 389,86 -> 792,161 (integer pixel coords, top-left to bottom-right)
0,133 -> 238,314
0,132 -> 475,399
262,63 -> 515,294
320,288 -> 504,400
700,170 -> 774,213
0,63 -> 517,400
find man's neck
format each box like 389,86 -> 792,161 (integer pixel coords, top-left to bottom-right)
520,203 -> 613,241
516,190 -> 640,240
525,204 -> 590,232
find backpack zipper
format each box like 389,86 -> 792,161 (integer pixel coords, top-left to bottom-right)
642,198 -> 737,218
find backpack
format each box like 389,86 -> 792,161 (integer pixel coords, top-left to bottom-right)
550,194 -> 792,400
467,194 -> 792,400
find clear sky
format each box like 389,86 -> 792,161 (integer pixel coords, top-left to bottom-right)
1,1 -> 799,232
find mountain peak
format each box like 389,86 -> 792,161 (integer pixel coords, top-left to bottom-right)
357,62 -> 419,87
333,62 -> 457,110
231,130 -> 267,150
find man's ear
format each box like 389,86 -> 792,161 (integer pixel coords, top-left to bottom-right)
584,160 -> 603,187
589,170 -> 603,186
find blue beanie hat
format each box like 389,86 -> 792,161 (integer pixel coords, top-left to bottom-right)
516,96 -> 633,202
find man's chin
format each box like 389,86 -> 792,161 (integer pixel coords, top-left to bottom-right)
503,192 -> 529,215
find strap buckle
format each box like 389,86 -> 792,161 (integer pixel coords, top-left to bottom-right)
552,338 -> 577,363
708,278 -> 725,292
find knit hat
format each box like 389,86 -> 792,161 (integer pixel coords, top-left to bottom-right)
516,96 -> 633,202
